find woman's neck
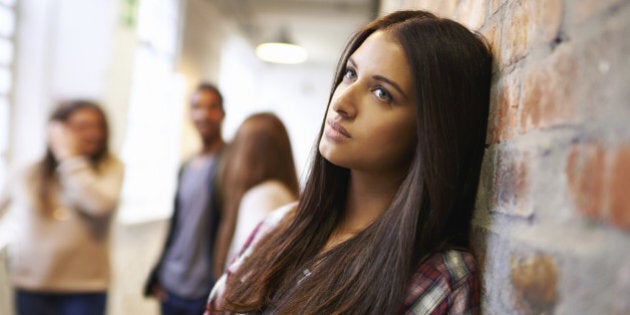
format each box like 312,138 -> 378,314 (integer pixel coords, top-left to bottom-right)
345,170 -> 404,230
324,168 -> 406,250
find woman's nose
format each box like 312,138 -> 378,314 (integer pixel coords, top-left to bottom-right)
331,84 -> 358,118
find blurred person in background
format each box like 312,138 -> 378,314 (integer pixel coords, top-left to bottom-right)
220,112 -> 300,266
0,100 -> 124,315
206,10 -> 492,314
144,83 -> 229,315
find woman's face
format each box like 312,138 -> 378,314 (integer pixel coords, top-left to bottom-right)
319,30 -> 417,176
66,108 -> 106,156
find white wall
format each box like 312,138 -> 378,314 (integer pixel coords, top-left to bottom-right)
245,63 -> 333,182
216,36 -> 334,181
10,0 -> 54,167
177,1 -> 335,185
10,0 -> 119,166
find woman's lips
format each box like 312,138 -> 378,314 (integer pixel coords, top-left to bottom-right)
326,119 -> 352,139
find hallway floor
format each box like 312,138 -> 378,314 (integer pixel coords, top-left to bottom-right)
108,219 -> 168,315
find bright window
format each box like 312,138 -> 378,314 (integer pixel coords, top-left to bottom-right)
118,0 -> 185,223
0,1 -> 15,187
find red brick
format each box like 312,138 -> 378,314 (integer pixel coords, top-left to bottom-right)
401,0 -> 443,15
485,84 -> 499,145
485,90 -> 498,144
480,19 -> 501,72
480,20 -> 499,52
519,45 -> 579,133
492,71 -> 520,143
500,0 -> 529,66
401,0 -> 422,9
491,148 -> 532,217
500,0 -> 563,67
608,146 -> 630,229
566,144 -> 630,230
436,0 -> 460,19
406,0 -> 456,16
510,255 -> 558,314
486,70 -> 520,145
566,144 -> 607,220
456,0 -> 487,30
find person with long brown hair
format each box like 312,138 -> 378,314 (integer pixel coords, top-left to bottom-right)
0,100 -> 124,315
206,10 -> 492,314
220,112 -> 300,266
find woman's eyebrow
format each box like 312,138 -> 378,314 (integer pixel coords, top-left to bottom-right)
347,58 -> 357,69
348,57 -> 409,100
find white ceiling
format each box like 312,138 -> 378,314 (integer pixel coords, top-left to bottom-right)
208,0 -> 376,65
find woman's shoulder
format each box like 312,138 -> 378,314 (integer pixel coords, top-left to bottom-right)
88,154 -> 124,176
239,202 -> 296,251
241,180 -> 296,208
247,179 -> 293,196
253,201 -> 297,236
225,202 -> 297,273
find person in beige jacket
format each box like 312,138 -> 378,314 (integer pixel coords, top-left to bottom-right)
0,100 -> 124,315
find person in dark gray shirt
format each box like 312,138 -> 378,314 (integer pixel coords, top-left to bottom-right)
145,83 -> 231,315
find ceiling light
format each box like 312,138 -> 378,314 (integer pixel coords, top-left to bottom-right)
255,28 -> 308,64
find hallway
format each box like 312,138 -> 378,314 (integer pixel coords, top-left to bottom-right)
0,0 -> 629,314
108,219 -> 168,315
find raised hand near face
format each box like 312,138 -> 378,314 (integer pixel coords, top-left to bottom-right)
48,121 -> 81,161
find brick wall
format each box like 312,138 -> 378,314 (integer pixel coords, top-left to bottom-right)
380,0 -> 630,313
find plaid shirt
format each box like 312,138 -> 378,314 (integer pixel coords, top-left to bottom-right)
207,204 -> 480,315
401,250 -> 480,314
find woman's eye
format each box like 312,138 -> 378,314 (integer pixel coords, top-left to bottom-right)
344,68 -> 357,80
373,87 -> 393,102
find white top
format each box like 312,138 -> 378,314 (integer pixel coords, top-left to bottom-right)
0,155 -> 124,292
225,180 -> 296,267
208,202 -> 296,311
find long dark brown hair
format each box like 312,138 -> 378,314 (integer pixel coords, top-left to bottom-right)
219,112 -> 300,249
220,10 -> 492,314
33,100 -> 110,216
